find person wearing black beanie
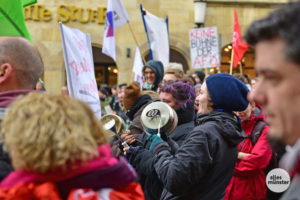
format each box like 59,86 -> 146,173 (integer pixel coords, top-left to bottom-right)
141,73 -> 249,200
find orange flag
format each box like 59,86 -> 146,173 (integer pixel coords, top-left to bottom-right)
232,9 -> 249,67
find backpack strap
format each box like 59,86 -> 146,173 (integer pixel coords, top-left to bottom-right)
239,120 -> 266,151
250,120 -> 267,146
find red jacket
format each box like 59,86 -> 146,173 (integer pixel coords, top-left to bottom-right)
225,107 -> 273,200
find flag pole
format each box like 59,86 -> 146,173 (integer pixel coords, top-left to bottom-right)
230,49 -> 234,75
166,15 -> 170,63
205,68 -> 208,76
239,61 -> 243,74
127,22 -> 146,64
140,4 -> 153,60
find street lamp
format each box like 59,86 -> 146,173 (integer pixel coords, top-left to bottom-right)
194,0 -> 207,28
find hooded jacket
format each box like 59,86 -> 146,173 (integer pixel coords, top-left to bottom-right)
225,105 -> 272,200
152,111 -> 244,200
142,60 -> 164,91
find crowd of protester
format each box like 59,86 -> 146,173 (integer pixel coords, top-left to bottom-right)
1,1 -> 300,199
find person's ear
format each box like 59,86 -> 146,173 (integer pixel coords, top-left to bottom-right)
0,63 -> 13,84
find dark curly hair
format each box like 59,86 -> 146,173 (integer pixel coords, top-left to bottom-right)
160,80 -> 196,109
245,1 -> 300,66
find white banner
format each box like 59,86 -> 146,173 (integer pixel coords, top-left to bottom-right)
113,0 -> 129,29
189,27 -> 220,69
59,22 -> 101,119
102,0 -> 129,61
132,47 -> 144,88
144,10 -> 169,69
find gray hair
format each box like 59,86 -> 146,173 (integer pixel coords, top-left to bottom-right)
0,37 -> 43,89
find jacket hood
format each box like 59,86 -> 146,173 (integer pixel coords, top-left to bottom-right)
143,60 -> 164,91
196,111 -> 244,146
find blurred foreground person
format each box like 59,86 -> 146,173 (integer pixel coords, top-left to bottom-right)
0,93 -> 144,200
146,73 -> 248,200
0,36 -> 43,181
245,1 -> 300,199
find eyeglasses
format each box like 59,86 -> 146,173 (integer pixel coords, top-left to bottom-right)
162,80 -> 175,84
144,71 -> 155,75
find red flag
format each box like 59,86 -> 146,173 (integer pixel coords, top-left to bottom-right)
232,9 -> 249,67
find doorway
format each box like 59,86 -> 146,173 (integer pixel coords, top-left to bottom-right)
92,46 -> 118,88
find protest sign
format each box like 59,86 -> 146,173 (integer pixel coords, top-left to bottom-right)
189,27 -> 220,69
59,22 -> 101,119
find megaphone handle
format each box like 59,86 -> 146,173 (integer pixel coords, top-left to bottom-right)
122,141 -> 129,148
112,131 -> 128,147
157,117 -> 162,138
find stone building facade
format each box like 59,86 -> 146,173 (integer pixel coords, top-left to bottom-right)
24,0 -> 290,94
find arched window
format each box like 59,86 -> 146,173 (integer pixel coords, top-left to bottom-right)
92,46 -> 118,87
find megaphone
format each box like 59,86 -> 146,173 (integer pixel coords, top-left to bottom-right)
141,102 -> 178,136
100,114 -> 129,148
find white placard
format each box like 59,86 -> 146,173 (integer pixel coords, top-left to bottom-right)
189,27 -> 220,69
59,22 -> 101,119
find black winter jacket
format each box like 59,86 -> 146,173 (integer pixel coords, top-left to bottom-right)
127,104 -> 196,200
152,111 -> 244,200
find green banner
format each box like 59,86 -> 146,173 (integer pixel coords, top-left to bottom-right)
0,0 -> 37,41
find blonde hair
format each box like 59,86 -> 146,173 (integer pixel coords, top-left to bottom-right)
0,93 -> 108,173
164,68 -> 184,80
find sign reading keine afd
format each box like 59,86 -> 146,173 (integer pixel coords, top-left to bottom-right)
189,27 -> 220,69
59,22 -> 101,119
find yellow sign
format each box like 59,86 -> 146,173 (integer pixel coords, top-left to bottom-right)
24,4 -> 106,24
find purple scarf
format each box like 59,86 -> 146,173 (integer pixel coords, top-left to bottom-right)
0,90 -> 33,108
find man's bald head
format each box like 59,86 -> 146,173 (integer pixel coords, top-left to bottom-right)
0,37 -> 44,90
